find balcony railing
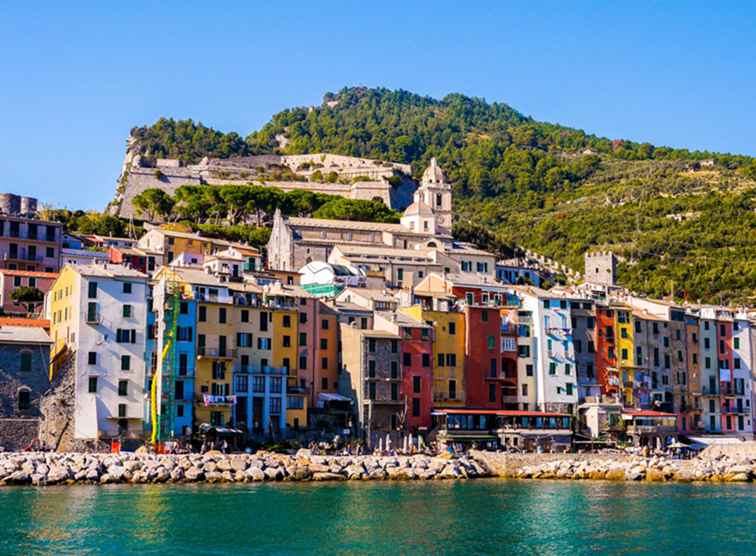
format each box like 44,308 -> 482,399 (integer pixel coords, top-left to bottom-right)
199,394 -> 236,406
197,347 -> 237,359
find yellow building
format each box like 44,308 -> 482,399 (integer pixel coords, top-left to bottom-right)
195,300 -> 236,427
614,304 -> 637,406
400,304 -> 466,407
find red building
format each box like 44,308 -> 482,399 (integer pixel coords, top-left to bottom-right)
716,319 -> 736,433
595,305 -> 619,397
374,312 -> 434,430
464,305 -> 503,408
500,308 -> 519,409
108,246 -> 151,274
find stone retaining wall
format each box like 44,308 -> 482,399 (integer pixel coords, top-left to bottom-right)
0,451 -> 489,487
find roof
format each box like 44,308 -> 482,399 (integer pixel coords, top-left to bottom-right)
341,287 -> 396,303
160,267 -> 226,287
0,269 -> 58,278
71,263 -> 148,280
61,248 -> 109,258
264,283 -> 314,299
622,409 -> 677,418
444,242 -> 495,257
439,272 -> 509,290
0,317 -> 50,329
437,408 -> 570,417
403,200 -> 434,216
342,326 -> 400,339
333,244 -> 437,260
375,310 -> 431,328
0,325 -> 52,345
328,301 -> 373,314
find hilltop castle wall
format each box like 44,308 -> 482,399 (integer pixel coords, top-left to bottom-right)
108,143 -> 416,219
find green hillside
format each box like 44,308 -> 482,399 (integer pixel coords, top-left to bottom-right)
130,87 -> 756,304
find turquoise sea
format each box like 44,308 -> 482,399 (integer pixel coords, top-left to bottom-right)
0,480 -> 754,555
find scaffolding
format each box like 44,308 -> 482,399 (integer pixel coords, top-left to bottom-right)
151,272 -> 180,447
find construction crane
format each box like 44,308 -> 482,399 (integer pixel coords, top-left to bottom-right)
151,272 -> 180,450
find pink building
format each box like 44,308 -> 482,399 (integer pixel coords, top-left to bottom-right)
0,269 -> 58,315
0,215 -> 63,272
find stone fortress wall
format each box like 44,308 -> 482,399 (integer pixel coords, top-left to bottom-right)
109,136 -> 416,219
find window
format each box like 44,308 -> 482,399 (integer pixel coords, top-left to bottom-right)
118,380 -> 128,396
734,338 -> 740,349
175,380 -> 185,400
518,345 -> 530,358
269,398 -> 282,415
368,338 -> 376,353
566,383 -> 574,396
210,411 -> 223,426
403,352 -> 411,366
321,357 -> 328,369
177,326 -> 193,342
88,352 -> 97,365
219,307 -> 227,324
368,360 -> 376,378
117,329 -> 136,343
299,312 -> 308,324
179,353 -> 188,375
488,383 -> 496,403
521,383 -> 528,396
391,361 -> 398,379
489,358 -> 497,378
549,362 -> 557,375
212,361 -> 226,380
448,322 -> 456,335
412,397 -> 421,417
282,315 -> 291,328
122,304 -> 132,318
88,377 -> 98,393
199,306 -> 207,322
121,355 -> 130,371
620,327 -> 628,339
449,380 -> 457,400
88,282 -> 97,299
368,382 -> 376,400
437,353 -> 445,367
446,353 -> 456,367
320,338 -> 328,350
413,376 -> 421,394
282,335 -> 291,347
391,383 -> 398,401
87,302 -> 98,322
122,282 -> 132,294
321,319 -> 329,330
391,339 -> 398,353
565,363 -> 571,376
481,310 -> 489,322
421,353 -> 430,367
236,332 -> 252,347
621,348 -> 628,361
487,336 -> 495,351
526,364 -> 534,377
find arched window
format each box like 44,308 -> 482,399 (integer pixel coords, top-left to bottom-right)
18,387 -> 31,411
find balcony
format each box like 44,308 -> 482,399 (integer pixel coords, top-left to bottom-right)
4,252 -> 45,263
701,385 -> 719,395
199,394 -> 236,406
196,347 -> 237,359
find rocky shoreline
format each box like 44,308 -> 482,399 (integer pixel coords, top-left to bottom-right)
0,451 -> 489,486
471,451 -> 756,483
3,450 -> 756,487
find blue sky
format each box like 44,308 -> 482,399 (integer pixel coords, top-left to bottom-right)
1,1 -> 754,210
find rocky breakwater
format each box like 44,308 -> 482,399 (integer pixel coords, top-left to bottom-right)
470,451 -> 756,483
0,451 -> 490,487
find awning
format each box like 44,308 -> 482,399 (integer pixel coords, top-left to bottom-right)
317,393 -> 353,408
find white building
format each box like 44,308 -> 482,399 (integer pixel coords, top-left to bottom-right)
733,312 -> 753,433
515,287 -> 578,413
47,264 -> 149,441
60,247 -> 109,267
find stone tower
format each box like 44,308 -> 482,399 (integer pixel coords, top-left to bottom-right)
412,158 -> 452,236
584,251 -> 617,287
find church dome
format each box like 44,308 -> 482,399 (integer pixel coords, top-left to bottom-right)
421,157 -> 446,185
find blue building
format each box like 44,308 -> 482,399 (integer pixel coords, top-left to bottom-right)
233,365 -> 287,437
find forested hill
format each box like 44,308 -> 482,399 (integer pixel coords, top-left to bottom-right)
129,87 -> 756,304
